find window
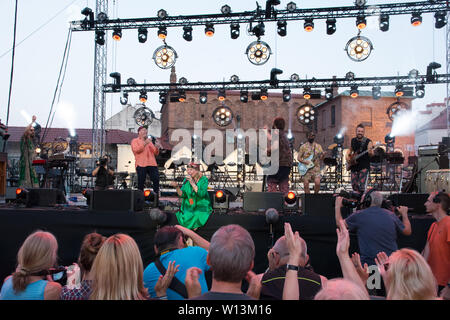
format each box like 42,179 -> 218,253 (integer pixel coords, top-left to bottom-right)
331,105 -> 335,126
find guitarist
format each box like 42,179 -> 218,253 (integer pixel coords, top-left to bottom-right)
297,131 -> 324,194
348,123 -> 374,194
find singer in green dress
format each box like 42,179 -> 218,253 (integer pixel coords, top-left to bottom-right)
172,162 -> 212,230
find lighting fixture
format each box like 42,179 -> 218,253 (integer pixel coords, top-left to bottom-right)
218,90 -> 226,101
386,101 -> 408,121
290,73 -> 300,82
434,11 -> 447,29
345,35 -> 373,62
112,28 -> 122,41
379,14 -> 389,32
395,84 -> 404,97
230,75 -> 239,83
157,26 -> 167,39
183,26 -> 193,41
138,27 -> 148,43
178,90 -> 186,102
213,105 -> 233,127
415,84 -> 425,98
179,77 -> 188,85
260,89 -> 268,100
282,89 -> 291,102
356,16 -> 367,29
411,12 -> 422,26
159,91 -> 167,104
81,7 -> 95,29
110,72 -> 121,92
333,133 -> 344,145
127,78 -> 136,85
120,91 -> 129,105
205,23 -> 215,37
199,92 -> 208,104
372,86 -> 381,100
251,22 -> 265,38
408,69 -> 419,79
240,90 -> 248,103
326,18 -> 336,35
285,191 -> 297,205
277,20 -> 287,37
152,45 -> 178,69
221,5 -> 231,15
246,40 -> 272,65
325,87 -> 333,100
303,86 -> 311,100
95,30 -> 105,45
345,71 -> 355,80
286,2 -> 296,12
230,23 -> 240,39
304,19 -> 314,32
350,86 -> 359,98
139,90 -> 148,103
97,12 -> 108,21
157,9 -> 168,19
296,103 -> 315,125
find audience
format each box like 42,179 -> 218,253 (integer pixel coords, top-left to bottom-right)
0,230 -> 62,300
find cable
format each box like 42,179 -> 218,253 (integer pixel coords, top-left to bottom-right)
6,0 -> 19,126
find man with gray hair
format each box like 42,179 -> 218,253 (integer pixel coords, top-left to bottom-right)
335,189 -> 412,266
259,234 -> 327,300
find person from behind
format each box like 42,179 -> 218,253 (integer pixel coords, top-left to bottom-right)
0,230 -> 62,300
314,278 -> 370,300
92,156 -> 115,190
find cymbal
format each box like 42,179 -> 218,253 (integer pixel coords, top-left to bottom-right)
328,143 -> 337,150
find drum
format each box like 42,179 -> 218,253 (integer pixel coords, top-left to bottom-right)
426,169 -> 450,193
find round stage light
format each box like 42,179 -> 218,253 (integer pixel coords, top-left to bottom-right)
212,105 -> 233,127
246,40 -> 272,65
345,35 -> 373,62
152,45 -> 178,69
386,101 -> 408,121
296,103 -> 315,125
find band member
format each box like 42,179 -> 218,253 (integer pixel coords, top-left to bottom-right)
18,115 -> 39,188
265,117 -> 293,194
92,155 -> 115,191
348,123 -> 374,194
131,126 -> 160,195
297,131 -> 324,194
171,162 -> 212,230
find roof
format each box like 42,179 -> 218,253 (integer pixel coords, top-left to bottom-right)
416,109 -> 449,133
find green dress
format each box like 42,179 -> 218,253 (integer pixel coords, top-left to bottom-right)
175,175 -> 212,230
18,136 -> 38,188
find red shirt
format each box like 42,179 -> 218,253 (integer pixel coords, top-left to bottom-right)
131,138 -> 159,167
426,215 -> 450,286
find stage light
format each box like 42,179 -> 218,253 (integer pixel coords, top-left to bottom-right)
386,101 -> 408,121
277,20 -> 287,36
110,72 -> 121,92
385,133 -> 395,144
230,75 -> 239,83
260,89 -> 268,100
112,28 -> 122,41
240,90 -> 248,103
199,92 -> 208,104
157,26 -> 167,39
286,2 -> 297,12
251,22 -> 265,38
372,86 -> 381,100
356,16 -> 367,29
221,4 -> 231,15
290,73 -> 300,82
178,90 -> 186,102
205,23 -> 215,37
325,87 -> 333,100
215,190 -> 225,202
212,189 -> 229,212
127,78 -> 136,85
326,18 -> 336,35
246,40 -> 272,65
408,69 -> 419,79
81,7 -> 95,29
296,103 -> 315,125
435,11 -> 447,29
139,90 -> 148,103
252,92 -> 262,100
218,90 -> 226,101
354,0 -> 367,6
303,86 -> 311,100
395,84 -> 404,97
379,14 -> 389,32
152,44 -> 178,69
144,189 -> 158,208
285,191 -> 297,205
157,9 -> 168,19
182,26 -> 193,41
333,133 -> 344,145
415,83 -> 425,98
345,71 -> 355,80
138,27 -> 148,43
411,12 -> 422,26
426,62 -> 441,82
97,12 -> 108,21
213,105 -> 233,127
345,35 -> 373,62
283,89 -> 291,102
350,86 -> 359,98
304,19 -> 314,32
120,91 -> 129,105
179,77 -> 188,85
159,91 -> 167,104
95,30 -> 105,45
270,68 -> 283,87
35,147 -> 41,154
230,23 -> 240,39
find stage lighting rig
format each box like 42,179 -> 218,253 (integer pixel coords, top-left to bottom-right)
411,12 -> 422,26
112,28 -> 122,41
379,14 -> 389,31
157,9 -> 168,19
109,72 -> 121,92
260,88 -> 268,100
81,7 -> 95,29
395,84 -> 404,97
304,19 -> 314,32
199,92 -> 208,104
345,33 -> 373,62
230,23 -> 240,39
95,30 -> 105,45
218,89 -> 226,101
127,78 -> 136,85
415,83 -> 425,98
230,75 -> 240,83
159,91 -> 168,104
183,26 -> 193,41
139,89 -> 148,103
246,40 -> 272,65
205,23 -> 215,37
325,87 -> 333,100
120,91 -> 129,105
290,73 -> 300,82
178,90 -> 186,102
213,105 -> 233,127
286,1 -> 296,12
138,27 -> 148,43
277,20 -> 287,37
240,90 -> 248,103
283,89 -> 291,102
426,62 -> 441,82
303,86 -> 311,100
372,86 -> 381,100
434,11 -> 447,28
270,68 -> 283,87
152,44 -> 178,69
265,0 -> 280,19
157,26 -> 167,39
350,85 -> 359,98
221,5 -> 232,15
296,103 -> 315,125
356,16 -> 367,29
386,100 -> 408,121
326,18 -> 336,35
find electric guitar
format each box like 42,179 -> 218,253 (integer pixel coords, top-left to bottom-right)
346,142 -> 382,171
298,153 -> 315,177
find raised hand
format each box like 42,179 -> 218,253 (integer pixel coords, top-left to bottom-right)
284,222 -> 302,265
336,219 -> 350,258
351,252 -> 369,283
185,267 -> 203,299
374,251 -> 389,280
154,260 -> 179,298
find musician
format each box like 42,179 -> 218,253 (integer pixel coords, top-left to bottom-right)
297,131 -> 324,194
348,123 -> 374,194
18,115 -> 39,188
131,126 -> 161,195
92,155 -> 114,190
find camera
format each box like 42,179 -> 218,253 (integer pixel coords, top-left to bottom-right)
98,156 -> 107,166
335,190 -> 362,209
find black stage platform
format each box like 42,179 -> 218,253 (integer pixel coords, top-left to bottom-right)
0,205 -> 435,283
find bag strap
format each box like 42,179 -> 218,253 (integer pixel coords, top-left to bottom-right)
154,258 -> 188,299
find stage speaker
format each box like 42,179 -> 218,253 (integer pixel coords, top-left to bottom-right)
387,193 -> 428,215
301,194 -> 352,218
21,188 -> 67,207
243,192 -> 284,212
90,189 -> 144,212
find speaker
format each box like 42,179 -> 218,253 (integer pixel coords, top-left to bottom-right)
387,193 -> 428,215
24,188 -> 67,207
243,192 -> 284,212
301,194 -> 352,218
90,189 -> 144,212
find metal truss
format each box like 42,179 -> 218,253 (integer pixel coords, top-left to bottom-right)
103,73 -> 450,93
71,1 -> 449,32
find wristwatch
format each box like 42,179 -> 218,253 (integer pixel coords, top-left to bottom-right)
286,264 -> 299,271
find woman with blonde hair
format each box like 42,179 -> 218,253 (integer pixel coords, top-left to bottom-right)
376,248 -> 438,300
0,230 -> 62,300
89,234 -> 149,300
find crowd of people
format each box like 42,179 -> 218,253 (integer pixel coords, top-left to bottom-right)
0,190 -> 448,301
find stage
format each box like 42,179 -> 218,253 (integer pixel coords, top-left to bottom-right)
0,199 -> 435,283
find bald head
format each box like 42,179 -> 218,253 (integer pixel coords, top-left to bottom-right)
272,235 -> 308,266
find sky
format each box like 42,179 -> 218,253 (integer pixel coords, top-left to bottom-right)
0,0 -> 448,132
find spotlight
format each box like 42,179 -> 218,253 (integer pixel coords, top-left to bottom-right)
138,27 -> 148,43
240,90 -> 248,103
285,191 -> 297,205
205,23 -> 215,37
97,12 -> 108,21
435,11 -> 447,29
260,89 -> 268,100
426,62 -> 441,82
251,22 -> 265,38
230,75 -> 239,83
157,9 -> 168,19
282,89 -> 291,102
290,73 -> 300,82
345,71 -> 355,80
395,84 -> 404,97
221,4 -> 231,15
345,35 -> 373,62
333,133 -> 344,145
230,23 -> 240,39
379,14 -> 389,32
35,147 -> 41,154
199,92 -> 208,104
296,103 -> 315,125
354,0 -> 367,6
270,68 -> 283,87
120,91 -> 129,105
304,19 -> 314,32
218,90 -> 226,101
81,7 -> 95,28
408,69 -> 419,79
159,91 -> 167,104
110,72 -> 121,92
386,101 -> 408,121
286,2 -> 297,12
144,189 -> 158,208
152,45 -> 178,69
127,78 -> 136,85
182,26 -> 193,41
415,83 -> 425,98
350,86 -> 359,98
95,30 -> 105,45
356,16 -> 367,29
213,105 -> 233,127
157,26 -> 167,39
326,18 -> 336,35
246,40 -> 271,65
385,133 -> 395,144
411,12 -> 422,26
325,87 -> 333,100
178,90 -> 186,102
212,189 -> 229,212
372,86 -> 381,100
112,28 -> 122,41
179,77 -> 188,85
252,92 -> 262,101
277,20 -> 287,37
303,86 -> 311,100
139,90 -> 148,103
